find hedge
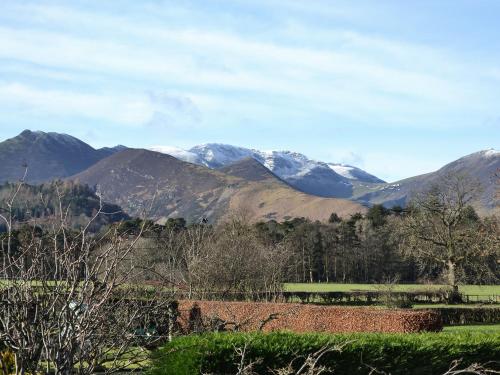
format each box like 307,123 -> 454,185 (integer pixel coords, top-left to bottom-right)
433,308 -> 500,325
177,300 -> 442,334
149,332 -> 500,375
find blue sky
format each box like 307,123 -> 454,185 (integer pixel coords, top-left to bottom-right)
0,0 -> 499,182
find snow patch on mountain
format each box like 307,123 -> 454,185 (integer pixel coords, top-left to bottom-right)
150,146 -> 200,164
482,148 -> 500,158
146,143 -> 391,197
150,143 -> 384,187
189,144 -> 254,168
328,163 -> 385,183
259,150 -> 321,179
328,164 -> 356,179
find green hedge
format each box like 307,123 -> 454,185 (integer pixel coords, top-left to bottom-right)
149,332 -> 500,375
435,308 -> 500,325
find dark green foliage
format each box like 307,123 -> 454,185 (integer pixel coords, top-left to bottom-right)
436,308 -> 500,325
0,181 -> 129,232
254,203 -> 498,285
149,332 -> 500,375
460,205 -> 480,224
256,212 -> 412,284
347,212 -> 363,225
328,212 -> 341,223
390,205 -> 404,216
164,217 -> 187,231
366,204 -> 389,227
117,217 -> 190,235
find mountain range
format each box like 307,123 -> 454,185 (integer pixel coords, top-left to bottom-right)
151,143 -> 499,215
71,149 -> 365,222
0,130 -> 498,222
151,144 -> 384,198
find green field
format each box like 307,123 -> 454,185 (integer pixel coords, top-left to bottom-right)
284,283 -> 500,295
443,324 -> 500,333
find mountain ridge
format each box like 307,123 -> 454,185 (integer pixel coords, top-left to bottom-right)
70,148 -> 367,223
151,143 -> 384,198
0,130 -> 497,217
355,149 -> 500,215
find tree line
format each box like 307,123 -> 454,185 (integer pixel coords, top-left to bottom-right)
118,175 -> 499,291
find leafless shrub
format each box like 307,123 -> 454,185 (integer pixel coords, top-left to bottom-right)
364,359 -> 500,375
0,175 -> 175,374
442,360 -> 500,375
399,174 -> 499,288
215,340 -> 348,375
132,214 -> 290,301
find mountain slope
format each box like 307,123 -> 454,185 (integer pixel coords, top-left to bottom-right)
328,163 -> 385,183
151,143 -> 384,198
219,157 -> 287,183
0,130 -> 124,183
356,149 -> 500,215
71,149 -> 366,223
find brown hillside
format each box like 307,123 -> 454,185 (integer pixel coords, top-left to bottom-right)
71,149 -> 366,223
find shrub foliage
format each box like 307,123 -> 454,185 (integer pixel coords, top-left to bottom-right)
150,332 -> 500,375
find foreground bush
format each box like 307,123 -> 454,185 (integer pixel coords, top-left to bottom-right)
149,331 -> 500,375
0,349 -> 15,375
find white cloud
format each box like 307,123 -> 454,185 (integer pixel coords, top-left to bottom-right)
0,83 -> 204,127
1,2 -> 497,128
145,92 -> 202,129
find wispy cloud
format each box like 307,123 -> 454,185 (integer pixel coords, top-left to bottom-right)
146,91 -> 201,128
0,83 -> 202,127
1,2 -> 497,127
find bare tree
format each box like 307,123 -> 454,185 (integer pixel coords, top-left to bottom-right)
133,214 -> 290,301
442,360 -> 500,375
0,181 -> 174,374
399,174 -> 499,288
213,340 -> 348,375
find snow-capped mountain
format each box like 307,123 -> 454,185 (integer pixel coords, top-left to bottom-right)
150,143 -> 385,198
328,163 -> 386,183
149,146 -> 201,165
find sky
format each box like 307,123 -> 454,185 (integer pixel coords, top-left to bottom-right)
0,0 -> 499,182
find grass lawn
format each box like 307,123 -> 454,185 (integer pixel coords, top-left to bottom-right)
443,324 -> 500,333
284,283 -> 500,295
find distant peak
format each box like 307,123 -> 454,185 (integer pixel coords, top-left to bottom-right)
190,143 -> 247,150
481,148 -> 499,157
113,145 -> 128,151
20,129 -> 44,137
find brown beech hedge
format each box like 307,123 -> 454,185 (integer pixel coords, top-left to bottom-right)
177,300 -> 442,333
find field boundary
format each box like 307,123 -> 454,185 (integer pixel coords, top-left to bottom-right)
177,300 -> 443,333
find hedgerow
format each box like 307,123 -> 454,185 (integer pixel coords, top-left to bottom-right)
149,331 -> 500,375
435,307 -> 500,325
